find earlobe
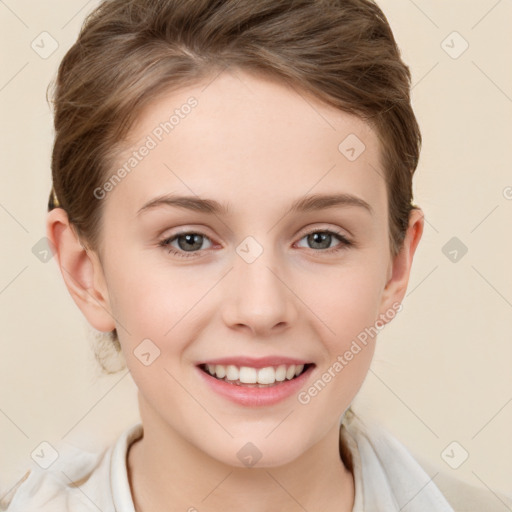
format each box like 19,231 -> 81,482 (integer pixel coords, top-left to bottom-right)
379,208 -> 425,317
46,208 -> 116,333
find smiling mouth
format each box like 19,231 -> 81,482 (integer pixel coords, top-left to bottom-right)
198,363 -> 314,387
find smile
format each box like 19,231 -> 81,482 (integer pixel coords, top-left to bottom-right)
199,363 -> 312,387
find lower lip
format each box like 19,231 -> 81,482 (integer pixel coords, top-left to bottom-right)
196,365 -> 315,407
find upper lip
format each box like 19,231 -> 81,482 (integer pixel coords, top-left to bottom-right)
197,356 -> 313,369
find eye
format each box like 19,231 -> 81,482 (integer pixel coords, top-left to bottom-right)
159,227 -> 353,259
159,231 -> 213,259
295,228 -> 352,253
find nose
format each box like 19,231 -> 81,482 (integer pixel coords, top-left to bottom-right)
220,247 -> 299,337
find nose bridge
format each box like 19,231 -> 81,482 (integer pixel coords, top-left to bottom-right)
221,238 -> 297,334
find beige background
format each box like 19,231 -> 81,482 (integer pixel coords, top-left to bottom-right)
1,0 -> 511,505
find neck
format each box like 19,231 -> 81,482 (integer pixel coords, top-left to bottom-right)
127,407 -> 354,512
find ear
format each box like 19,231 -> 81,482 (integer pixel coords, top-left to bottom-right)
46,208 -> 116,332
378,208 -> 424,318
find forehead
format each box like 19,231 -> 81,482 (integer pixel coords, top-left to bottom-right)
105,69 -> 387,221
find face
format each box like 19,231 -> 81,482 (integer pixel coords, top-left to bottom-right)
92,69 -> 398,467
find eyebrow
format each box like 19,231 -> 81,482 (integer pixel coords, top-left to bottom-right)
136,192 -> 373,217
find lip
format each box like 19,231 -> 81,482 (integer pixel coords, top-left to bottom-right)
197,356 -> 311,369
196,363 -> 315,407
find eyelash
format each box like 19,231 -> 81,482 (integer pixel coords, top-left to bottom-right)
158,228 -> 353,259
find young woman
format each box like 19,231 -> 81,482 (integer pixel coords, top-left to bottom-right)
4,1 -> 510,510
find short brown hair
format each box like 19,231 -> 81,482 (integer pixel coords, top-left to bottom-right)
48,0 -> 421,364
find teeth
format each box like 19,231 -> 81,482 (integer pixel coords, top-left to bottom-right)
215,364 -> 226,378
275,365 -> 287,382
285,365 -> 296,380
257,367 -> 275,385
203,363 -> 307,385
225,364 -> 238,381
239,366 -> 257,384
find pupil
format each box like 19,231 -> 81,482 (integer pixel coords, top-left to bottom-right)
310,232 -> 330,249
179,234 -> 202,251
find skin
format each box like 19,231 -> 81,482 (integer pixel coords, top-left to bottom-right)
47,68 -> 423,512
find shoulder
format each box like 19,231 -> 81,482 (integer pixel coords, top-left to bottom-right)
340,411 -> 512,512
1,423 -> 141,512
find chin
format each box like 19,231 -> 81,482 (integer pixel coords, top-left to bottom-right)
206,438 -> 305,469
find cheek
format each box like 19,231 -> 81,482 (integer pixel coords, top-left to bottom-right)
105,255 -> 205,348
108,246 -> 387,351
299,258 -> 386,391
295,266 -> 382,415
305,260 -> 386,341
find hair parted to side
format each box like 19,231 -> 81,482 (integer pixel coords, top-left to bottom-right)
47,0 -> 421,370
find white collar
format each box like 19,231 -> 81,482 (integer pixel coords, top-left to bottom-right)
109,413 -> 454,512
340,411 -> 454,511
